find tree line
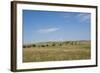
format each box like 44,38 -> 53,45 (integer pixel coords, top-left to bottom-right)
23,41 -> 82,48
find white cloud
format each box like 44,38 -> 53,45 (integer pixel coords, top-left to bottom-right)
61,13 -> 90,23
76,13 -> 90,22
38,27 -> 60,33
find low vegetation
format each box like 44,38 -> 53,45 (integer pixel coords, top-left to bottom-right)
23,40 -> 91,62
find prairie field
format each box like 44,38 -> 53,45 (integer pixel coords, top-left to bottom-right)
23,41 -> 91,62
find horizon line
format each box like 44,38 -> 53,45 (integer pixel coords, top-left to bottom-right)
23,40 -> 91,45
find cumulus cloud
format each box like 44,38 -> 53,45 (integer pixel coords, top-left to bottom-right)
38,27 -> 60,33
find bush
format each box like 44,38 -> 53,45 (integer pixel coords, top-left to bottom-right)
59,43 -> 62,46
52,43 -> 56,46
23,45 -> 27,48
41,45 -> 45,47
27,45 -> 31,48
65,41 -> 70,44
32,44 -> 36,47
46,44 -> 49,47
71,42 -> 74,45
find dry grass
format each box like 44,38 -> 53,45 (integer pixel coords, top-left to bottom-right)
23,41 -> 91,62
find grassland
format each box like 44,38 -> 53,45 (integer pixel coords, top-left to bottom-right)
23,41 -> 91,62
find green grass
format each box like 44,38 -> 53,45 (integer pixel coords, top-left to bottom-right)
23,41 -> 91,62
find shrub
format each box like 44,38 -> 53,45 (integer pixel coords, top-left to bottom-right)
71,41 -> 74,45
41,45 -> 45,47
46,44 -> 49,47
59,43 -> 62,46
23,45 -> 27,48
32,44 -> 36,47
65,41 -> 70,44
27,45 -> 31,48
52,43 -> 56,46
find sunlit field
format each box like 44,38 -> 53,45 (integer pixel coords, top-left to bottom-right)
23,41 -> 91,62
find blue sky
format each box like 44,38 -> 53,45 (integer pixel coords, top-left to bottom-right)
23,10 -> 91,44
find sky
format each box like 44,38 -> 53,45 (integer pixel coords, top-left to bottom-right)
23,10 -> 91,44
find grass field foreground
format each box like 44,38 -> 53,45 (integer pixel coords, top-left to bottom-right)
23,41 -> 91,62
